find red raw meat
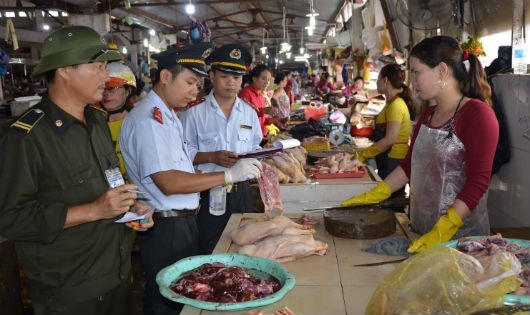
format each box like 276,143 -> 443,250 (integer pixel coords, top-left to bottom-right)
258,162 -> 284,218
169,263 -> 281,303
456,234 -> 530,295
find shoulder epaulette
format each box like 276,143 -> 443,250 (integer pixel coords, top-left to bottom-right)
11,108 -> 45,133
188,98 -> 205,108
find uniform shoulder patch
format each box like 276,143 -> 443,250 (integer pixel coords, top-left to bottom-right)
11,109 -> 45,133
187,98 -> 205,108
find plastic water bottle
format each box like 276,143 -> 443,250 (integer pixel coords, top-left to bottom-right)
513,38 -> 527,74
209,185 -> 226,216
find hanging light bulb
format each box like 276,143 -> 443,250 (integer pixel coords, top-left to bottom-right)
309,15 -> 316,28
305,26 -> 314,36
299,26 -> 305,55
286,52 -> 292,59
185,0 -> 195,15
260,28 -> 267,55
149,29 -> 156,36
143,38 -> 149,48
122,46 -> 128,54
306,0 -> 319,28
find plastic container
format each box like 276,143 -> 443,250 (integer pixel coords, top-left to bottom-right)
351,125 -> 374,138
156,253 -> 296,311
304,105 -> 327,122
303,140 -> 330,152
311,166 -> 366,179
441,237 -> 530,305
209,185 -> 226,216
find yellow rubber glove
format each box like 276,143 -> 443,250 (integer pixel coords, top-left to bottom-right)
407,207 -> 464,254
341,181 -> 392,206
266,124 -> 280,136
356,143 -> 383,163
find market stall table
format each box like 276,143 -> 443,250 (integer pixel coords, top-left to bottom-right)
180,212 -> 412,315
279,165 -> 380,213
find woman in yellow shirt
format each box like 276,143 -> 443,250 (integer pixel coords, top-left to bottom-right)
100,62 -> 137,178
357,64 -> 416,180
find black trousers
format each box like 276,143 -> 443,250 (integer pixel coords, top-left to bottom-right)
32,280 -> 131,315
136,215 -> 199,315
198,183 -> 255,254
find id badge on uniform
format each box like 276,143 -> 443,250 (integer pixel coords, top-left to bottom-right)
105,167 -> 125,188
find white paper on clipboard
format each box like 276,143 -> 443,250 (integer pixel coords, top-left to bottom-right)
238,139 -> 301,159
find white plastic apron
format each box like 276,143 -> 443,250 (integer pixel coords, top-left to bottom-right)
410,116 -> 489,237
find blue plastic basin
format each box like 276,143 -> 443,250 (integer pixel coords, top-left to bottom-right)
156,253 -> 296,311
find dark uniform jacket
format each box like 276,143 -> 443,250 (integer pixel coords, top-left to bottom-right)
0,96 -> 132,305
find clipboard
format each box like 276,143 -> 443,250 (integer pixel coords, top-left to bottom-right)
237,138 -> 301,159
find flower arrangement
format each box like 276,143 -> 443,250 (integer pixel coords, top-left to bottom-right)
461,36 -> 486,57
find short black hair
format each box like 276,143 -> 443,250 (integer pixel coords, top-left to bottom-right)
153,64 -> 188,85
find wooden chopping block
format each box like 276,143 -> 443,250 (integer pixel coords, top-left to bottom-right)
323,207 -> 396,239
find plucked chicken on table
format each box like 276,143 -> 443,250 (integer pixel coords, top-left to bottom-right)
232,215 -> 328,263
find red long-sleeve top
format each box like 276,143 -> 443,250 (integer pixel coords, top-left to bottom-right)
401,99 -> 499,211
239,85 -> 269,136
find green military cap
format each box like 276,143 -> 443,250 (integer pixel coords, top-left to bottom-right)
152,43 -> 214,76
31,25 -> 122,78
208,43 -> 252,75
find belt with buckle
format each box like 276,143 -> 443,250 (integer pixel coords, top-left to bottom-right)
153,208 -> 199,219
229,180 -> 250,193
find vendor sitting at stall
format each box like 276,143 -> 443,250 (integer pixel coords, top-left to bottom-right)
315,72 -> 334,99
343,76 -> 368,100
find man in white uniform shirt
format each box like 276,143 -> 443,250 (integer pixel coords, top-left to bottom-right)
120,44 -> 261,315
181,44 -> 262,254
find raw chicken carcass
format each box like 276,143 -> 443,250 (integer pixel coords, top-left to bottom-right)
239,234 -> 328,263
271,153 -> 307,183
231,215 -> 313,246
258,162 -> 284,218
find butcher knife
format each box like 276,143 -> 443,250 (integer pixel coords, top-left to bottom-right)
352,257 -> 408,267
302,197 -> 409,212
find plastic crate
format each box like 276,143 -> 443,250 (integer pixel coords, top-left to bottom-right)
303,140 -> 330,152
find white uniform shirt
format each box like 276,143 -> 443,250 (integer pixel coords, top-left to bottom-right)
180,90 -> 262,173
120,90 -> 199,210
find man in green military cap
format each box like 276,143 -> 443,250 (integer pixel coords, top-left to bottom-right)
0,25 -> 154,315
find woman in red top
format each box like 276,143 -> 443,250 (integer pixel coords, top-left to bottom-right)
342,36 -> 498,253
239,64 -> 275,136
315,72 -> 334,98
